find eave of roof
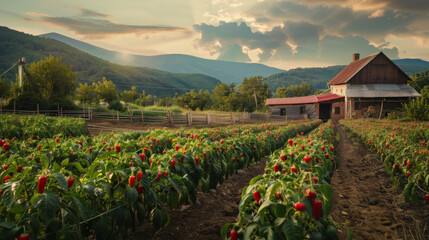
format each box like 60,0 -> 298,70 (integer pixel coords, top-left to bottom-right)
266,93 -> 343,106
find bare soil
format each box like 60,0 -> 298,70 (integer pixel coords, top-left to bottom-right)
330,123 -> 429,240
129,160 -> 267,240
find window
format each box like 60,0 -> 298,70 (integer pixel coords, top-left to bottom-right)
335,107 -> 340,114
300,106 -> 305,114
354,102 -> 361,110
280,108 -> 286,116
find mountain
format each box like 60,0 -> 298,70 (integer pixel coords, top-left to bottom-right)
0,26 -> 220,96
39,33 -> 285,84
266,60 -> 429,92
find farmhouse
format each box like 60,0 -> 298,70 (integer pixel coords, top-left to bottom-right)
267,52 -> 421,121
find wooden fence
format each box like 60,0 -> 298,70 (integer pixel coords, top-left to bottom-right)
0,108 -> 273,126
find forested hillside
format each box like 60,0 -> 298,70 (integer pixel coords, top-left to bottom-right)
0,26 -> 220,96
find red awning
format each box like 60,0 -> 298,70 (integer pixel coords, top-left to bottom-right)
266,93 -> 343,106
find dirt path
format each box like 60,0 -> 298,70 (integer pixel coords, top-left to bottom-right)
129,160 -> 266,240
330,123 -> 429,240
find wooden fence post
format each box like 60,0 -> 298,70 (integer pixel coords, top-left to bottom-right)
130,110 -> 133,122
37,104 -> 39,114
14,101 -> 16,114
141,110 -> 144,123
116,111 -> 119,122
61,107 -> 63,117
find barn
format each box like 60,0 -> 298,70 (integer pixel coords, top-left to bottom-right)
267,52 -> 421,121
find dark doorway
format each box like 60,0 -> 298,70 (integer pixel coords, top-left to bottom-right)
319,103 -> 331,121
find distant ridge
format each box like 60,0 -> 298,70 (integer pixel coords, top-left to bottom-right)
39,32 -> 286,84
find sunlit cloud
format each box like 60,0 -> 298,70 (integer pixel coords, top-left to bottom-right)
24,12 -> 191,39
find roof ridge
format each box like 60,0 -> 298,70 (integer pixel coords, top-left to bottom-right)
329,52 -> 380,85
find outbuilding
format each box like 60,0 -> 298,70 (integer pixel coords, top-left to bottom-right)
266,52 -> 421,121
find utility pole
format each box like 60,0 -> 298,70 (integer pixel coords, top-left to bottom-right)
17,57 -> 25,87
253,87 -> 258,109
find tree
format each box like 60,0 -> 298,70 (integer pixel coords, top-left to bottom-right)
76,83 -> 94,103
240,76 -> 271,112
26,55 -> 77,104
93,77 -> 117,103
136,90 -> 149,106
420,85 -> 429,100
0,77 -> 10,99
121,86 -> 139,104
276,82 -> 314,98
176,90 -> 211,111
211,82 -> 236,111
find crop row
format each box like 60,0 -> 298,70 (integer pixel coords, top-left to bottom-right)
0,119 -> 321,240
341,119 -> 428,204
223,121 -> 340,240
0,115 -> 89,140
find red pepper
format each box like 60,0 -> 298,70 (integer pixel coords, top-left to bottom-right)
426,194 -> 429,205
280,155 -> 286,161
2,165 -> 8,170
195,157 -> 200,166
138,185 -> 143,195
38,175 -> 48,194
137,171 -> 143,181
312,177 -> 318,184
294,203 -> 306,211
18,234 -> 30,240
2,143 -> 9,151
253,190 -> 261,204
17,165 -> 23,173
230,230 -> 237,240
273,164 -> 279,173
157,172 -> 162,180
115,145 -> 120,153
290,165 -> 298,174
67,177 -> 75,188
304,155 -> 311,164
89,147 -> 93,154
170,160 -> 176,169
129,176 -> 136,187
139,153 -> 146,161
305,189 -> 316,204
175,145 -> 180,151
313,200 -> 322,220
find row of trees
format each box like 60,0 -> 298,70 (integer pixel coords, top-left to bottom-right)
0,55 -> 320,112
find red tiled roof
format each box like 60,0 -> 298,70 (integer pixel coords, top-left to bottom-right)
266,95 -> 317,105
329,53 -> 378,85
266,93 -> 343,106
316,93 -> 344,102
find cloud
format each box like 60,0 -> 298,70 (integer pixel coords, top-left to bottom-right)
246,0 -> 425,43
368,9 -> 385,18
194,20 -> 399,65
361,0 -> 429,12
194,21 -> 291,62
24,12 -> 191,39
78,8 -> 110,18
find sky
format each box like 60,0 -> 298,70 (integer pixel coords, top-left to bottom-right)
1,0 -> 429,69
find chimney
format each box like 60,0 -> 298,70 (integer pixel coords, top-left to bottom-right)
353,53 -> 360,62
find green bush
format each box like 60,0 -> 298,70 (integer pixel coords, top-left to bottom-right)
108,100 -> 125,112
401,97 -> 429,121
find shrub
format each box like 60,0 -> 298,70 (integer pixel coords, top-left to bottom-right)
401,97 -> 429,121
108,100 -> 125,112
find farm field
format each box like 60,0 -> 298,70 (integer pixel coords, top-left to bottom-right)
0,115 -> 428,239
